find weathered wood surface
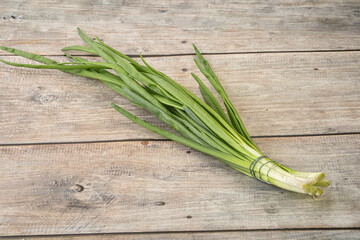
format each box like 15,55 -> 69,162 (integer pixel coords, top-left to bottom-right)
0,134 -> 359,236
1,0 -> 359,238
0,0 -> 359,55
1,52 -> 359,144
3,230 -> 360,240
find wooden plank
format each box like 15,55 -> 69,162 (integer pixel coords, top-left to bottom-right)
0,134 -> 359,236
0,0 -> 359,55
1,52 -> 359,144
2,230 -> 360,240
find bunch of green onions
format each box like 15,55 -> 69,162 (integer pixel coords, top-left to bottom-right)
0,28 -> 330,197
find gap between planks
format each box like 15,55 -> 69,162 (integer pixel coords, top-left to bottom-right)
1,48 -> 360,58
0,132 -> 360,147
2,228 -> 360,239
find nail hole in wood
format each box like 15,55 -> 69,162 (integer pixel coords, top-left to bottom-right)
75,184 -> 84,192
155,201 -> 165,206
92,37 -> 104,41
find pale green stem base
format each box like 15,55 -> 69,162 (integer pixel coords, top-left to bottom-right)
254,158 -> 330,197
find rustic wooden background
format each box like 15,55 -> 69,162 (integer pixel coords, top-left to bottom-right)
1,0 -> 359,239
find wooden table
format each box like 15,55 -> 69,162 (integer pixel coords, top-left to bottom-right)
1,1 -> 359,239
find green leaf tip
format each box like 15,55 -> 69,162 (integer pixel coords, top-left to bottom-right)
192,44 -> 199,53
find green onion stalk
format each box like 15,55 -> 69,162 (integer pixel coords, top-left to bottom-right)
0,28 -> 330,197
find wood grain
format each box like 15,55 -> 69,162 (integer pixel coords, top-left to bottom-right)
1,0 -> 359,238
2,230 -> 360,240
0,134 -> 359,236
1,52 -> 359,144
0,0 -> 359,55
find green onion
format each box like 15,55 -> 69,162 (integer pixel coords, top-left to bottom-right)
0,28 -> 330,197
